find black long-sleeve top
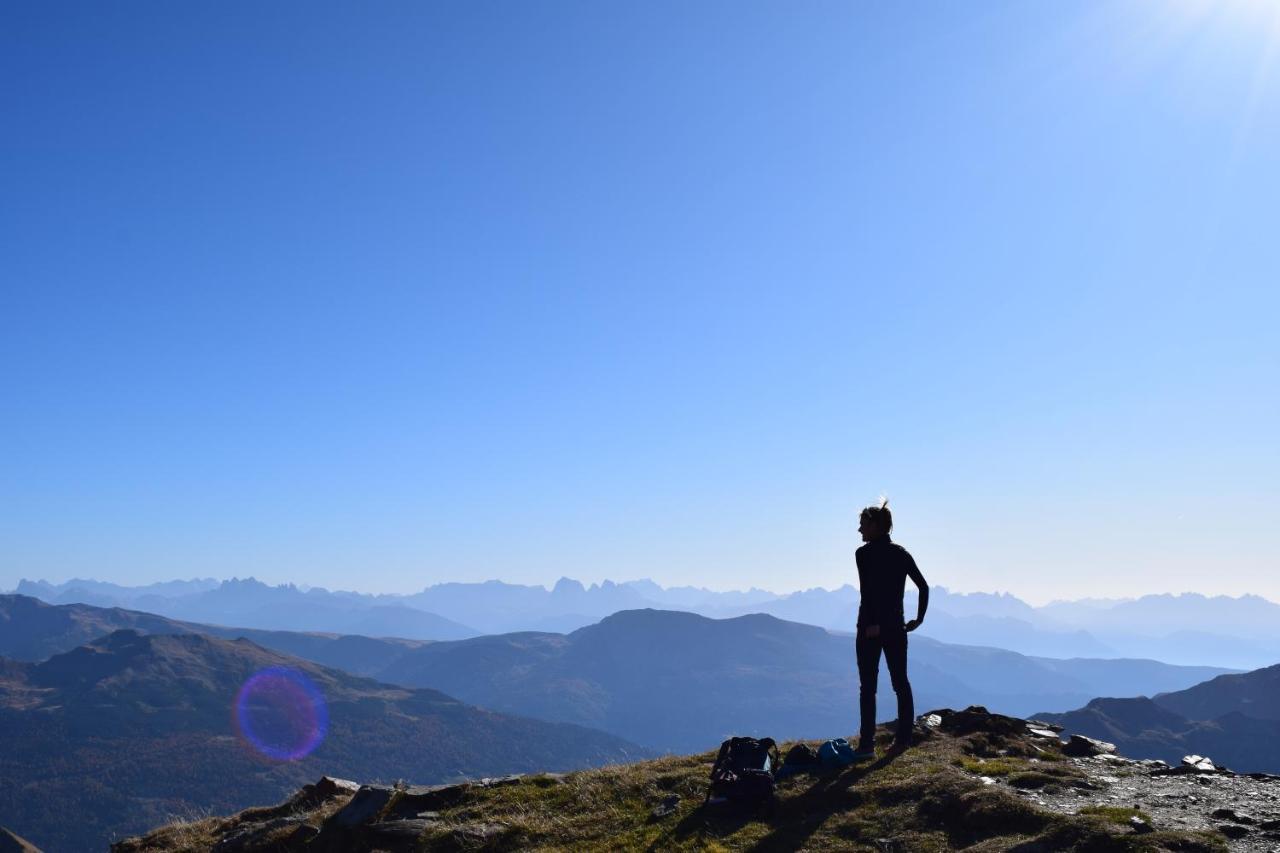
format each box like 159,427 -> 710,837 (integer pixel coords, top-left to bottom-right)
855,534 -> 928,629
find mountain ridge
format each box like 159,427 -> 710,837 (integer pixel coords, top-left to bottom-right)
0,629 -> 647,852
14,576 -> 1279,667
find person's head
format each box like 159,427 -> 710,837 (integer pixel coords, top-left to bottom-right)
858,499 -> 893,542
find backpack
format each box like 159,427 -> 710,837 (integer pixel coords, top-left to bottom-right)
784,743 -> 820,768
705,736 -> 779,808
818,738 -> 858,768
775,743 -> 821,780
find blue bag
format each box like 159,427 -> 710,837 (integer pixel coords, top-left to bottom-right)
818,738 -> 857,768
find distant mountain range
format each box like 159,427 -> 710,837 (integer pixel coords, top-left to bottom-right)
1037,664 -> 1280,774
373,608 -> 1236,752
0,626 -> 645,852
12,577 -> 479,641
1,595 -> 1232,756
12,576 -> 1280,669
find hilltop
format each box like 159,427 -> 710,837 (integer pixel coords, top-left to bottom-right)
111,706 -> 1280,852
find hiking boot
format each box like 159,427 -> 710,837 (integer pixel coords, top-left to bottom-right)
851,742 -> 876,761
888,739 -> 912,754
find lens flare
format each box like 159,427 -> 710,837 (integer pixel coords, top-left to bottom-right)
234,667 -> 328,761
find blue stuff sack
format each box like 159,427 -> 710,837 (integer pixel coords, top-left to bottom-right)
818,738 -> 857,768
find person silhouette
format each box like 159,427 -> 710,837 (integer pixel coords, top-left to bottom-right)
853,499 -> 928,758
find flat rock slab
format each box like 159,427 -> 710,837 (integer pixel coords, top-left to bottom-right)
212,816 -> 307,853
1025,719 -> 1064,733
368,819 -> 437,839
1062,735 -> 1116,757
330,785 -> 395,828
1183,755 -> 1219,773
930,706 -> 1028,737
387,783 -> 473,817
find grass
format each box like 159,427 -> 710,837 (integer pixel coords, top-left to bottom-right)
952,756 -> 1028,777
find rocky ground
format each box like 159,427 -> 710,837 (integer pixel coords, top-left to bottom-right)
102,706 -> 1280,852
990,727 -> 1280,852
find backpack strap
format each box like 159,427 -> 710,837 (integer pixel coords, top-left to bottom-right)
760,737 -> 779,775
705,739 -> 733,804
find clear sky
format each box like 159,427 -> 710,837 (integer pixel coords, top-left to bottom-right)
3,1 -> 1278,603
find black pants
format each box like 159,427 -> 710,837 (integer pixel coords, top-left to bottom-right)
856,627 -> 913,747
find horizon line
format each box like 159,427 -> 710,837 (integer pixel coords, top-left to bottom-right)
7,575 -> 1279,609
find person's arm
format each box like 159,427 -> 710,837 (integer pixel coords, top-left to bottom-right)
904,555 -> 928,632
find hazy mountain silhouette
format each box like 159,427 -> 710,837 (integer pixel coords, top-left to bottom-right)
1151,662 -> 1280,722
0,594 -> 428,675
0,593 -> 198,661
15,578 -> 477,641
0,630 -> 646,852
377,608 -> 1232,753
0,594 -> 1233,755
13,577 -> 220,608
1036,663 -> 1280,773
19,577 -> 1275,668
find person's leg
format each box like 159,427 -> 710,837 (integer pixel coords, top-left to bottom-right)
882,629 -> 914,746
855,632 -> 883,751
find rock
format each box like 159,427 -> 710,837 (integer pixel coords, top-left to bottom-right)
367,819 -> 435,840
0,826 -> 43,853
1026,727 -> 1060,739
477,775 -> 525,788
979,776 -> 997,786
1061,735 -> 1116,757
329,785 -> 395,828
288,776 -> 362,811
385,782 -> 473,818
922,713 -> 944,729
286,824 -> 320,844
1129,816 -> 1153,834
311,776 -> 361,798
650,794 -> 680,819
212,817 -> 307,852
929,706 -> 1028,736
1211,808 -> 1255,824
453,823 -> 507,844
1181,755 -> 1217,772
1026,719 -> 1064,733
1217,823 -> 1250,839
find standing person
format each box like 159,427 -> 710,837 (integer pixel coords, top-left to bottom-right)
853,499 -> 928,759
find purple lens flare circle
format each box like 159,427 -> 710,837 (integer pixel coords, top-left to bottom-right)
234,667 -> 329,761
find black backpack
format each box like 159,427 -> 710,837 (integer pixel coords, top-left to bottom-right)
784,743 -> 820,768
705,736 -> 779,808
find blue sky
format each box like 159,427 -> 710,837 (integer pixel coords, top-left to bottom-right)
3,1 -> 1278,602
